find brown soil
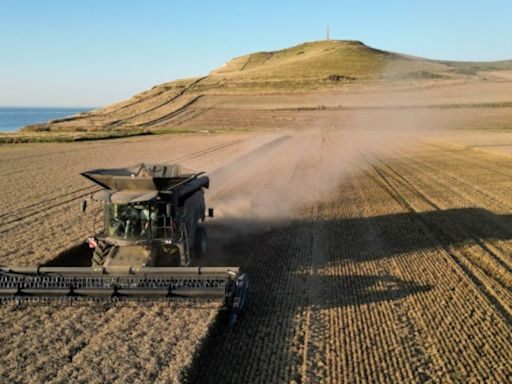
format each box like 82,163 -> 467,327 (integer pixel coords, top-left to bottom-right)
188,131 -> 512,383
1,83 -> 512,382
14,61 -> 512,137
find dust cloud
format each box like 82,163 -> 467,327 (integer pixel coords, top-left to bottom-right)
207,94 -> 448,227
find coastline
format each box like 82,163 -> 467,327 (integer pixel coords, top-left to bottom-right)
0,106 -> 94,133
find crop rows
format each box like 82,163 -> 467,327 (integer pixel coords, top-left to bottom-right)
369,150 -> 512,315
188,131 -> 511,383
1,130 -> 511,382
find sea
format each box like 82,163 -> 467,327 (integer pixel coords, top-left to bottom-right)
0,107 -> 93,132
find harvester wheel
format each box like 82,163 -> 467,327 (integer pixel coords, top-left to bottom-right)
194,226 -> 207,257
92,241 -> 111,266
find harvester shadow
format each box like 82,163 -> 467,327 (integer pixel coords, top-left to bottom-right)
305,274 -> 432,308
197,207 -> 512,265
185,207 -> 512,383
354,207 -> 512,260
44,243 -> 93,266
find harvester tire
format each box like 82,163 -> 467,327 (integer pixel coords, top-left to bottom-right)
194,226 -> 207,257
92,241 -> 111,266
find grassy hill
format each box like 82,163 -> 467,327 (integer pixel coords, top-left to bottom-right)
193,40 -> 465,92
4,40 -> 511,142
206,40 -> 448,85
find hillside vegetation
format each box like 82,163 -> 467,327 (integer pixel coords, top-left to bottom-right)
205,40 -> 451,88
4,40 -> 511,141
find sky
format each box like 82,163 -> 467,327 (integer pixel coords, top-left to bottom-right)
0,0 -> 511,107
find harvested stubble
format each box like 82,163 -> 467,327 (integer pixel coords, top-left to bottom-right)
188,132 -> 512,383
0,132 -> 271,383
0,302 -> 222,383
1,130 -> 512,383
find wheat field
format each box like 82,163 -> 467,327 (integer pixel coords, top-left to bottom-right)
1,126 -> 511,382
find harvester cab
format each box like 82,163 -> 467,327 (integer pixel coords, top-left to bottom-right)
0,163 -> 249,326
81,163 -> 210,268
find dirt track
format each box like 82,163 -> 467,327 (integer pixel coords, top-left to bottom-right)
1,130 -> 512,382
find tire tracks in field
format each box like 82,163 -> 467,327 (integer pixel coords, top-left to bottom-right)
304,138 -> 440,382
139,95 -> 203,128
0,185 -> 98,221
294,135 -> 436,382
351,168 -> 510,381
421,142 -> 512,180
372,159 -> 512,319
390,148 -> 512,274
161,108 -> 205,128
395,145 -> 512,214
188,134 -> 323,383
364,153 -> 512,324
378,151 -> 512,287
107,76 -> 207,128
351,175 -> 440,382
323,137 -> 441,381
399,146 -> 512,210
285,147 -> 330,383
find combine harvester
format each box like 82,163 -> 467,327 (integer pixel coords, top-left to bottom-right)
0,163 -> 249,325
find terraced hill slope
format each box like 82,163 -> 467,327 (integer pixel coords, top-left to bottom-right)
12,40 -> 512,140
